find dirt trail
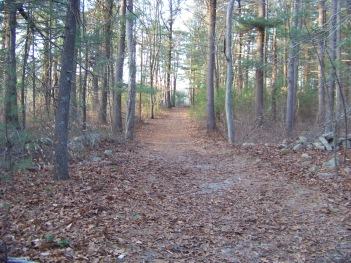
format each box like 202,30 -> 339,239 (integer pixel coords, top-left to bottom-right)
2,108 -> 350,262
133,107 -> 351,262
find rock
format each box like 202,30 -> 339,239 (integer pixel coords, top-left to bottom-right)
39,137 -> 53,146
87,133 -> 101,147
322,132 -> 334,140
68,141 -> 85,151
90,157 -> 102,162
306,143 -> 313,150
344,168 -> 351,174
7,258 -> 38,263
104,150 -> 113,155
322,157 -> 340,169
301,153 -> 311,158
308,166 -> 319,173
293,143 -> 303,151
342,140 -> 351,149
313,142 -> 325,150
317,173 -> 334,178
279,148 -> 292,155
282,139 -> 292,144
302,161 -> 312,166
297,136 -> 308,144
278,143 -> 291,149
242,142 -> 255,147
318,137 -> 333,151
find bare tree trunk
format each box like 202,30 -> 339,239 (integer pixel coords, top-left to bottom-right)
225,0 -> 235,144
286,0 -> 301,137
70,50 -> 78,121
166,0 -> 173,109
326,0 -> 337,133
206,0 -> 216,132
317,0 -> 326,124
21,25 -> 31,129
336,0 -> 342,119
99,0 -> 113,125
125,0 -> 136,140
42,23 -> 51,116
82,0 -> 88,130
32,33 -> 36,118
236,0 -> 243,93
271,27 -> 278,121
92,73 -> 99,110
113,0 -> 126,133
4,2 -> 20,130
54,0 -> 79,180
255,0 -> 265,127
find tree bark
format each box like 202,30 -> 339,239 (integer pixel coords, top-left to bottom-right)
225,0 -> 235,144
286,0 -> 301,137
21,25 -> 32,129
125,0 -> 136,140
317,0 -> 326,124
166,0 -> 173,109
255,0 -> 265,127
326,0 -> 337,133
236,0 -> 243,93
271,27 -> 277,121
113,0 -> 126,133
99,0 -> 113,124
206,0 -> 216,132
54,0 -> 79,180
4,1 -> 20,130
335,0 -> 342,119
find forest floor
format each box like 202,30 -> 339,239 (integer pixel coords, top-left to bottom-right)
1,107 -> 351,262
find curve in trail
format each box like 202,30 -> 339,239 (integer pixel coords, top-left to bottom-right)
131,107 -> 351,262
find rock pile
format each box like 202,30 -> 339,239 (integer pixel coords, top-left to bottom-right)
280,132 -> 351,152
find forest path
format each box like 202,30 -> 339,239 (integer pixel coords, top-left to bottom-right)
131,107 -> 351,262
3,108 -> 351,262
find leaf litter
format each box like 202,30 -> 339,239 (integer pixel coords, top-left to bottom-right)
1,108 -> 351,262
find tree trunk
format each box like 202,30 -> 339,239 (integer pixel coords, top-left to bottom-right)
21,25 -> 31,129
237,0 -> 243,93
54,0 -> 79,180
70,51 -> 78,121
255,0 -> 265,127
82,0 -> 88,130
113,0 -> 126,133
317,0 -> 326,124
166,0 -> 173,109
336,0 -> 342,119
286,0 -> 301,137
99,0 -> 113,125
206,0 -> 216,132
42,24 -> 51,116
92,73 -> 99,110
125,0 -> 136,140
225,0 -> 235,144
271,27 -> 277,121
326,0 -> 337,133
4,2 -> 20,130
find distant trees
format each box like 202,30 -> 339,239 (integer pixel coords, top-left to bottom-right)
186,0 -> 351,140
2,0 -> 351,178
